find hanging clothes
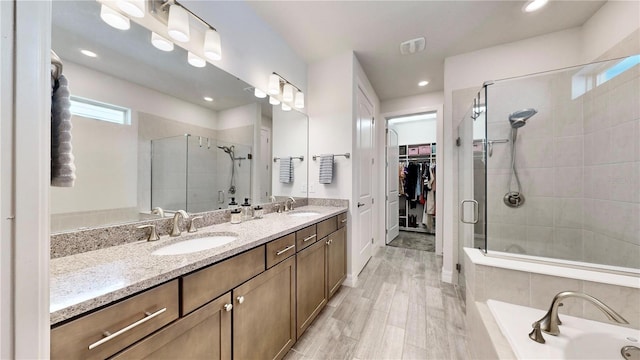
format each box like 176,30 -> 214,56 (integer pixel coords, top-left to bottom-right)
405,162 -> 419,202
399,163 -> 406,196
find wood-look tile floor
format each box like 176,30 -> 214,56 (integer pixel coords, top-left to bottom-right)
285,245 -> 470,360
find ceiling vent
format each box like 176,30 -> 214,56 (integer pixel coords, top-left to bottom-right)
400,37 -> 426,55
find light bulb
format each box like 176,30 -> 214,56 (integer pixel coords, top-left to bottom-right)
268,74 -> 280,95
294,91 -> 304,109
204,29 -> 222,61
282,103 -> 292,111
269,96 -> 280,105
167,4 -> 190,42
523,0 -> 548,12
254,88 -> 267,98
100,4 -> 130,30
151,32 -> 173,52
116,0 -> 145,18
282,83 -> 294,102
187,52 -> 206,68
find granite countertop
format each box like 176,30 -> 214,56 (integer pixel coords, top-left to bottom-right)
50,205 -> 347,325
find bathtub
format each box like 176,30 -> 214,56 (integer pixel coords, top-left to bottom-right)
487,300 -> 640,360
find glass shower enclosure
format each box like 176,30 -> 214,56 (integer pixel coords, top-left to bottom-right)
457,54 -> 640,275
151,134 -> 252,213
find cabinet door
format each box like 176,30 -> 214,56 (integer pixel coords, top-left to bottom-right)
296,239 -> 326,338
326,226 -> 347,299
233,256 -> 296,360
112,292 -> 232,360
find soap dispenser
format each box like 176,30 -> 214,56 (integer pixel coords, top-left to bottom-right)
241,198 -> 252,221
228,197 -> 238,210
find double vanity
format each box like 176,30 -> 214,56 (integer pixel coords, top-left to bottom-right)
50,205 -> 347,359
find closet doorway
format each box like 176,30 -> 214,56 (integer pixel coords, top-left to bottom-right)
385,112 -> 437,252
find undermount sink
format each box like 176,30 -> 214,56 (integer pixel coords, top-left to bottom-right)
152,233 -> 238,255
287,211 -> 320,217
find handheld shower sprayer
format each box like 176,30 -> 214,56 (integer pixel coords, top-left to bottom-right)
504,108 -> 537,208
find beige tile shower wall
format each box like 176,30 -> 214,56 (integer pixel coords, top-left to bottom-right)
463,253 -> 640,329
486,48 -> 639,269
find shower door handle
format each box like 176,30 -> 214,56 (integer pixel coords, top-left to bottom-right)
460,199 -> 479,224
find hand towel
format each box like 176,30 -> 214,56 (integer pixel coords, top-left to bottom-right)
51,74 -> 76,187
279,157 -> 293,183
318,154 -> 334,184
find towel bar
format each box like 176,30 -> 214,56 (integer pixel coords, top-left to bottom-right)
273,156 -> 304,163
312,153 -> 350,161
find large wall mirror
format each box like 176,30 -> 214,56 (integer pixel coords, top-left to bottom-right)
51,1 -> 308,233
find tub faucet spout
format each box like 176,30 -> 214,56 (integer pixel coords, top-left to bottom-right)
529,291 -> 629,344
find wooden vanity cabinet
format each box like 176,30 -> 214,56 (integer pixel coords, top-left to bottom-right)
51,280 -> 179,360
233,256 -> 296,360
111,292 -> 232,360
295,239 -> 327,338
326,225 -> 347,299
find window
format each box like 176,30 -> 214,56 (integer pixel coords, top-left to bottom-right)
572,54 -> 640,99
597,54 -> 640,86
69,96 -> 131,125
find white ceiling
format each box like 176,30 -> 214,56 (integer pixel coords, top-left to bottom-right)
246,0 -> 607,101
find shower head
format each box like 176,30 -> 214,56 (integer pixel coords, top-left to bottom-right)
217,145 -> 234,154
509,108 -> 537,128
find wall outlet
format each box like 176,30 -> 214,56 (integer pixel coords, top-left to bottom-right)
301,184 -> 307,192
309,184 -> 315,193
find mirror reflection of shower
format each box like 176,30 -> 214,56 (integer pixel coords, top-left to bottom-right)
218,145 -> 237,194
504,108 -> 537,208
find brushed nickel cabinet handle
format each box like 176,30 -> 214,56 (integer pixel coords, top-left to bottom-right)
303,234 -> 317,242
88,307 -> 167,350
224,303 -> 233,312
276,245 -> 295,256
237,296 -> 245,304
326,239 -> 333,245
340,219 -> 347,223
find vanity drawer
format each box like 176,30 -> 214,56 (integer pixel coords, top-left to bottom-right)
337,212 -> 347,228
182,246 -> 265,315
51,279 -> 179,360
266,233 -> 296,268
317,216 -> 338,240
296,225 -> 317,251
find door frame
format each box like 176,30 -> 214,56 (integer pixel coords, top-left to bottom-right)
380,105 -> 443,256
385,128 -> 399,244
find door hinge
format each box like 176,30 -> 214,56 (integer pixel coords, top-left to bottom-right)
372,117 -> 375,125
456,137 -> 461,147
371,158 -> 375,165
371,238 -> 374,244
372,198 -> 374,204
385,195 -> 388,201
385,229 -> 388,234
456,263 -> 461,273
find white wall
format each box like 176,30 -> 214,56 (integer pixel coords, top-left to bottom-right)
272,106 -> 309,198
444,2 -> 640,283
381,92 -> 444,114
390,119 -> 437,145
218,102 -> 259,130
183,1 -> 307,96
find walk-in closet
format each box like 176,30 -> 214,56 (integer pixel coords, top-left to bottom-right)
386,112 -> 437,252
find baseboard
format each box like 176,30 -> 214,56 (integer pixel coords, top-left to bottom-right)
441,269 -> 453,284
343,274 -> 358,287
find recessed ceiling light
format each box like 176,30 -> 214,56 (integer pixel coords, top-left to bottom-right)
418,80 -> 429,87
80,49 -> 97,58
203,96 -> 213,102
523,0 -> 548,13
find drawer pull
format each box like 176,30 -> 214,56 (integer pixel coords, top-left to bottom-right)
224,303 -> 233,312
88,307 -> 167,350
276,244 -> 295,256
340,219 -> 347,223
303,234 -> 317,242
237,296 -> 245,304
326,239 -> 333,245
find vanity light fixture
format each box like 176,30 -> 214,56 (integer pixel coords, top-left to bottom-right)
187,51 -> 206,67
167,3 -> 190,42
116,0 -> 145,18
80,49 -> 98,58
100,4 -> 130,30
294,91 -> 304,109
254,88 -> 267,98
151,32 -> 174,51
204,29 -> 222,61
266,72 -> 305,109
523,0 -> 548,13
203,96 -> 213,102
281,103 -> 292,112
418,80 -> 429,87
269,96 -> 280,105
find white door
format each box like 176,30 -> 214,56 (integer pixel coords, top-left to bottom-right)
386,128 -> 399,243
260,127 -> 271,203
355,87 -> 374,275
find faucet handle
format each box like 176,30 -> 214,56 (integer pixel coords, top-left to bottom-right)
528,321 -> 545,344
188,216 -> 204,233
137,224 -> 160,241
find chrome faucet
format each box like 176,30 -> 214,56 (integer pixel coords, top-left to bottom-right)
151,207 -> 165,217
269,195 -> 277,203
285,197 -> 296,211
529,291 -> 629,344
170,210 -> 189,237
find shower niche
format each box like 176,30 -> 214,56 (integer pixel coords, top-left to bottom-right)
151,134 -> 252,213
